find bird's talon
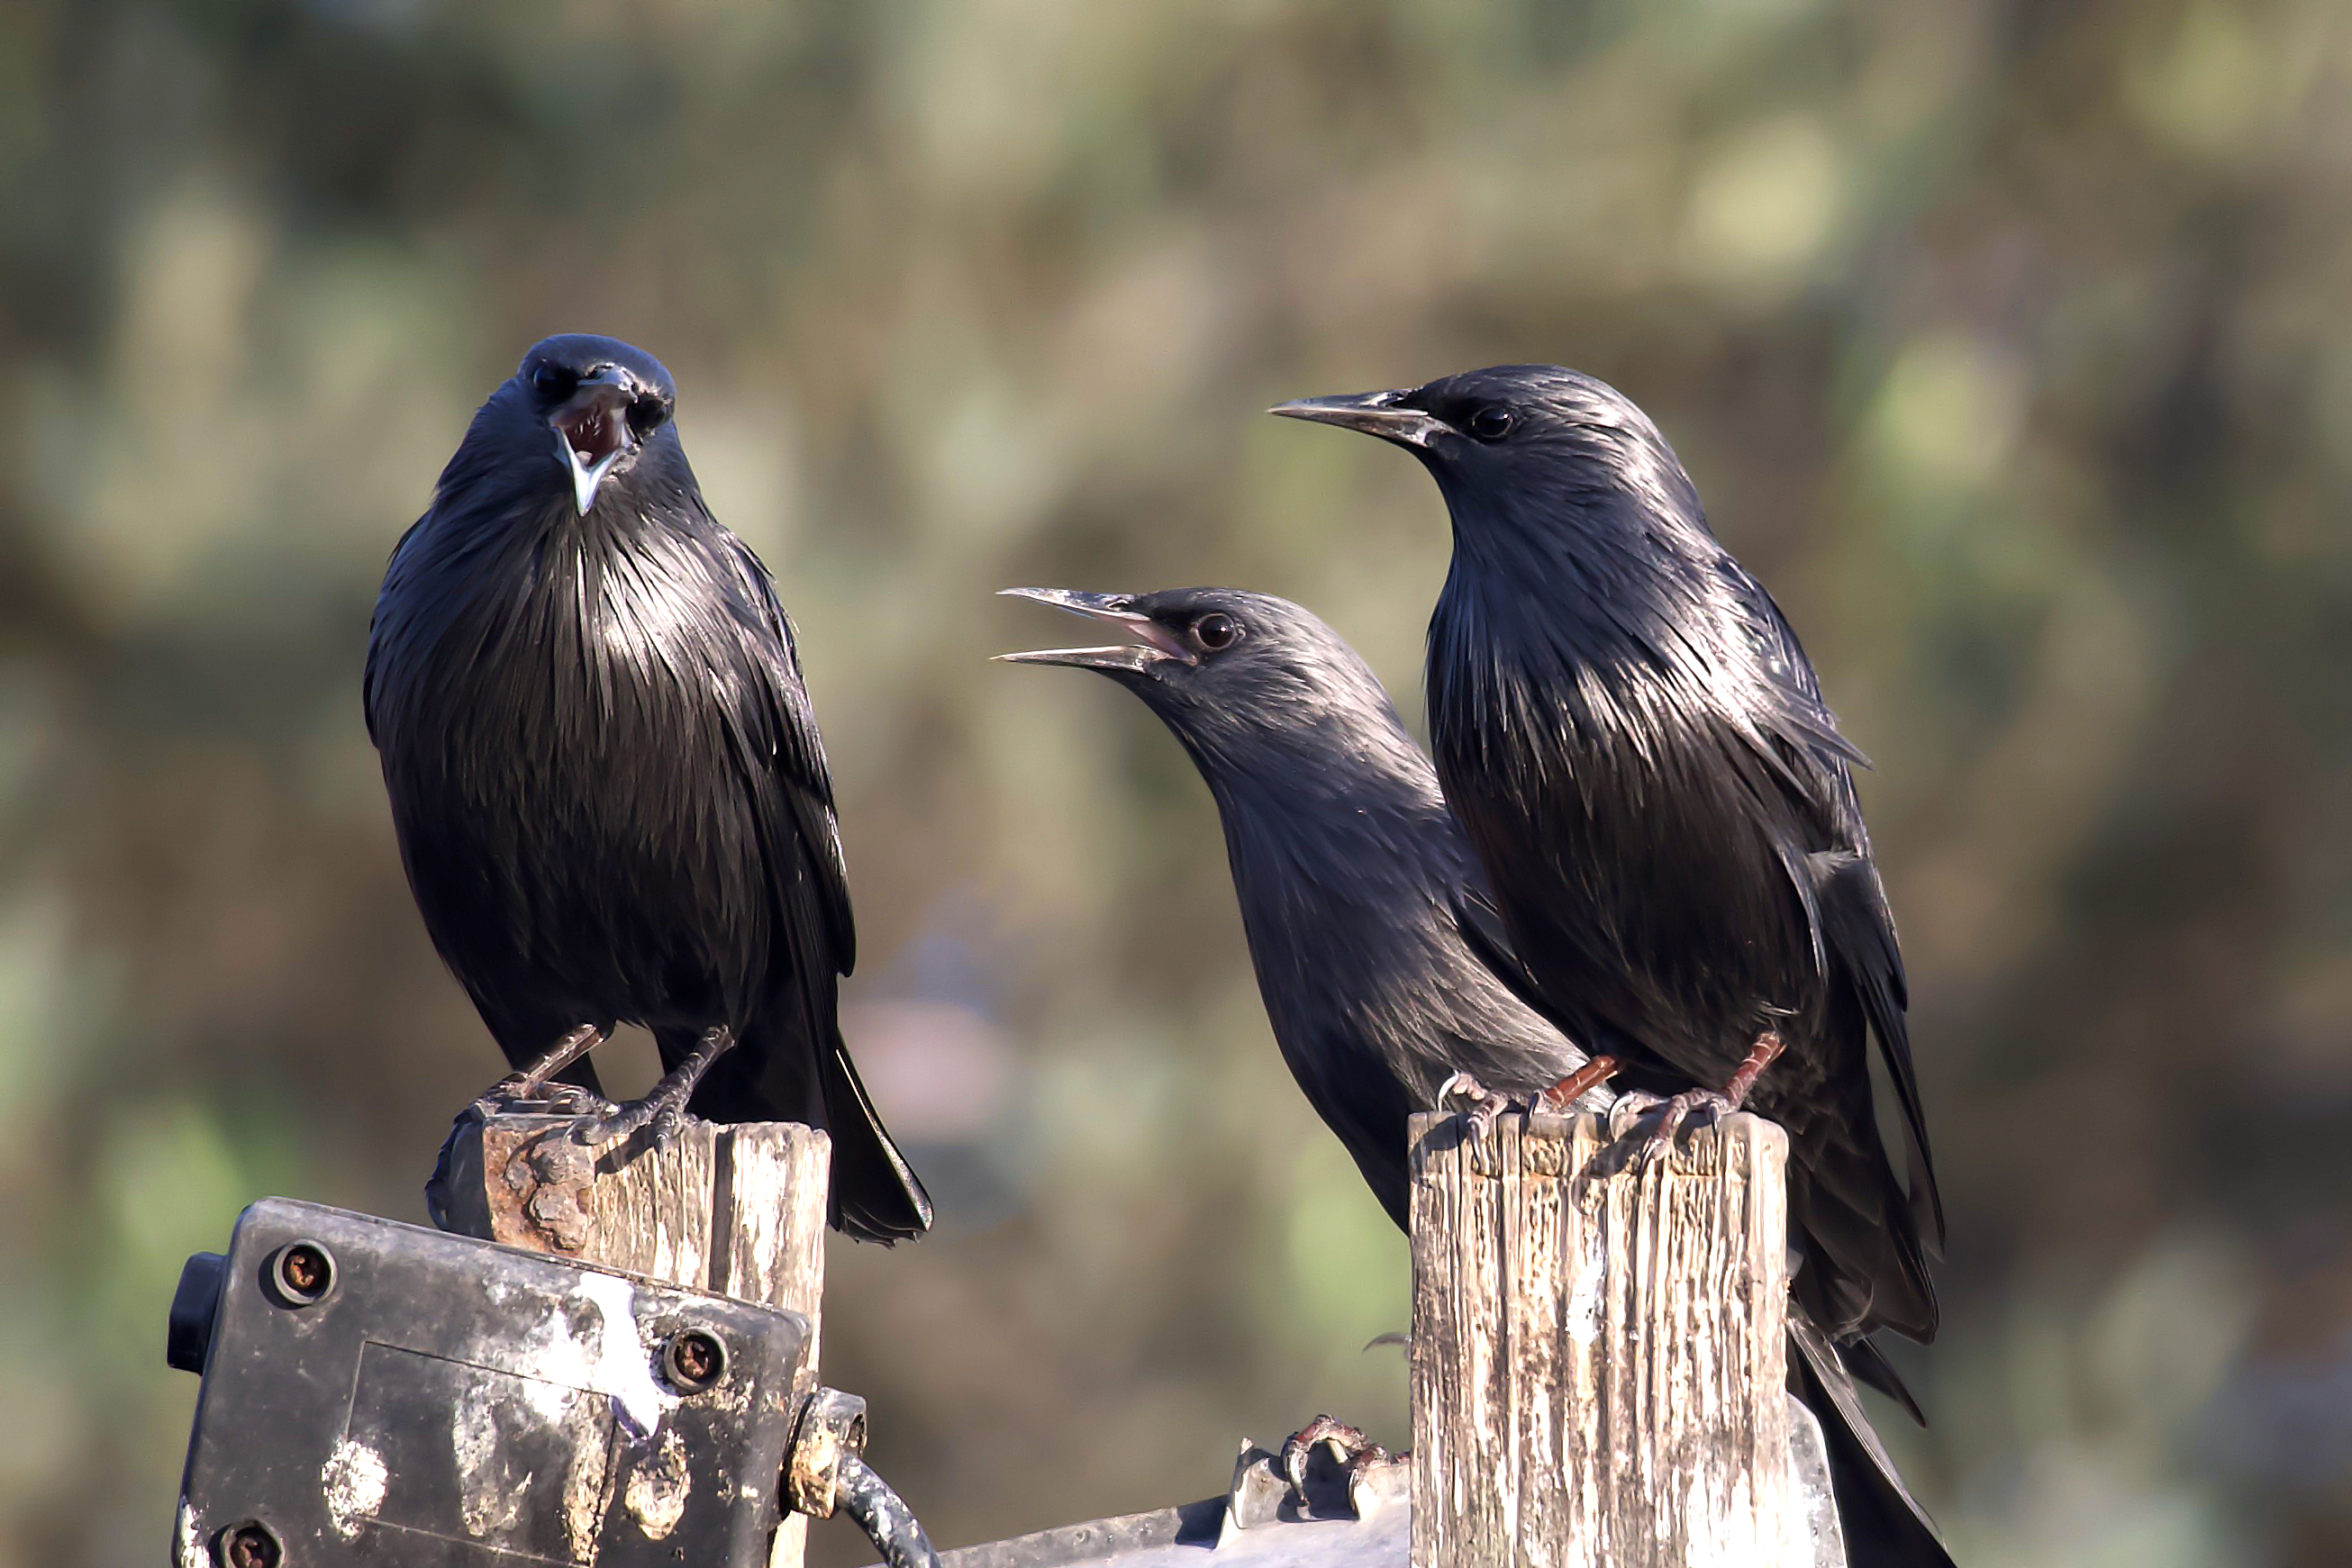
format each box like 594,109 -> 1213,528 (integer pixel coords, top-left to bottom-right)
1342,1445 -> 1409,1517
570,1104 -> 649,1148
1439,1071 -> 1512,1141
470,1074 -> 537,1116
475,1074 -> 615,1121
1604,1086 -> 1739,1169
542,1083 -> 616,1118
1605,1090 -> 1664,1142
1279,1415 -> 1377,1495
1648,1088 -> 1733,1154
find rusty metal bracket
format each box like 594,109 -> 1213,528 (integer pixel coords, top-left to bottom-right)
785,1386 -> 869,1519
786,1389 -> 937,1567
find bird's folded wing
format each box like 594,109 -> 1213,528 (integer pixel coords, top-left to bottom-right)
1738,578 -> 1943,1249
710,530 -> 858,980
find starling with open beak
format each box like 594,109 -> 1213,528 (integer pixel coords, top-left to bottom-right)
367,334 -> 930,1242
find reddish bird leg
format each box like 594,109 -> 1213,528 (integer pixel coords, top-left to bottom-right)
1538,1054 -> 1619,1112
1633,1030 -> 1784,1159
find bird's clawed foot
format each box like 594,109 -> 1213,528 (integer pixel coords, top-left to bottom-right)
476,1023 -> 613,1118
1278,1415 -> 1408,1518
1439,1071 -> 1512,1142
1603,1088 -> 1663,1143
1281,1415 -> 1376,1491
475,1075 -> 615,1119
569,1023 -> 732,1155
1629,1087 -> 1737,1161
568,1093 -> 690,1154
1602,1030 -> 1784,1166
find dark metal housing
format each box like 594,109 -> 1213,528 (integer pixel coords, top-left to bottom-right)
171,1199 -> 813,1566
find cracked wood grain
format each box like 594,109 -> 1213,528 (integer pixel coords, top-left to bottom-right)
1410,1110 -> 1794,1568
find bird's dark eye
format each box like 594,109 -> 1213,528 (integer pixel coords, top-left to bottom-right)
1191,612 -> 1241,652
531,364 -> 577,401
1467,404 -> 1515,442
627,395 -> 672,437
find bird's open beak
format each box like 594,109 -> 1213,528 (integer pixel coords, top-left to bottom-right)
994,588 -> 1196,673
1267,388 -> 1448,449
551,367 -> 640,514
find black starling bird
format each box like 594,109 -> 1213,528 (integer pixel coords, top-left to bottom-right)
1271,367 -> 1939,1351
367,334 -> 931,1242
1001,586 -> 1612,1222
1002,585 -> 1951,1565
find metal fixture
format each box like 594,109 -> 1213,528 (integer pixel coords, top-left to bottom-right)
168,1197 -> 937,1567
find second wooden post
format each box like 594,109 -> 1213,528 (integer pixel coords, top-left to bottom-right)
1410,1109 -> 1794,1568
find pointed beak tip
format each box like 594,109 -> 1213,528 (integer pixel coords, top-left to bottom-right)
993,646 -> 1139,672
1265,391 -> 1441,446
999,585 -> 1132,616
566,442 -> 631,515
996,588 -> 1189,673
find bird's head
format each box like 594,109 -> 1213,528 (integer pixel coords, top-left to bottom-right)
996,586 -> 1409,770
1269,365 -> 1703,559
512,334 -> 678,515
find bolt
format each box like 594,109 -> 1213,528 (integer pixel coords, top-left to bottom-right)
273,1242 -> 333,1306
217,1521 -> 281,1568
663,1328 -> 725,1392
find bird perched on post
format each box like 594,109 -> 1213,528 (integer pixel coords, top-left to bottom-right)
1001,585 -> 1952,1565
1000,585 -> 1614,1222
366,333 -> 931,1243
1271,366 -> 1939,1352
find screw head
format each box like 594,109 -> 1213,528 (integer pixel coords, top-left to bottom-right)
662,1328 -> 725,1392
216,1520 -> 281,1568
270,1241 -> 333,1307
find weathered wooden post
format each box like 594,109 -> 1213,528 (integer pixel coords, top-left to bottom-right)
431,1110 -> 831,1568
1410,1109 -> 1795,1568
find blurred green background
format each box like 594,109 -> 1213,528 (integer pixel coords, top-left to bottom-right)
5,1 -> 2351,1563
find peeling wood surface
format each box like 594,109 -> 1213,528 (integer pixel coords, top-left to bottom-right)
1409,1110 -> 1794,1568
434,1112 -> 830,1568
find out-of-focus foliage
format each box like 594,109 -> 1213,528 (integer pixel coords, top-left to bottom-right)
2,1 -> 2349,1563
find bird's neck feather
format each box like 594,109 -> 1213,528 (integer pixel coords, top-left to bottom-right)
1203,738 -> 1463,922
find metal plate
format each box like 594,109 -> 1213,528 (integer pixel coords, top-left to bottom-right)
863,1394 -> 1842,1568
873,1499 -> 1406,1568
174,1198 -> 810,1567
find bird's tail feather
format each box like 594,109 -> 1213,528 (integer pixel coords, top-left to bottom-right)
815,1029 -> 934,1244
1792,1133 -> 1939,1343
1836,1331 -> 1927,1428
1790,1309 -> 1955,1568
680,1020 -> 934,1244
1789,986 -> 1939,1345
